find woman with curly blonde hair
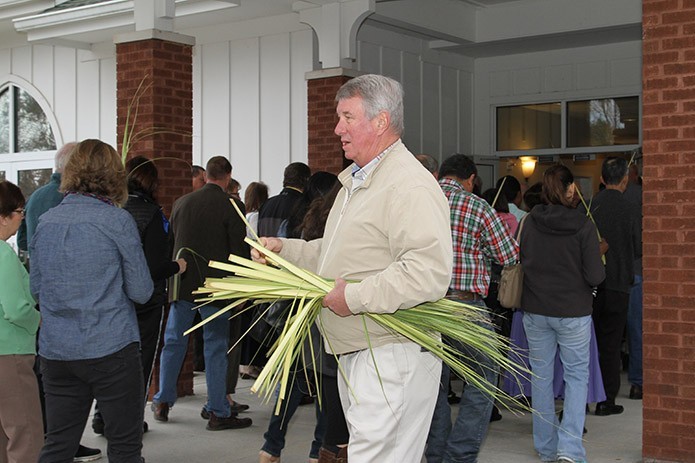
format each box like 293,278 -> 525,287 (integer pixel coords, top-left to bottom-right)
30,139 -> 153,463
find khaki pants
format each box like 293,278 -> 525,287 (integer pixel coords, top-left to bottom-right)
0,354 -> 44,463
338,342 -> 441,463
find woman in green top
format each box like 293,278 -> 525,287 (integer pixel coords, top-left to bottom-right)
0,180 -> 43,463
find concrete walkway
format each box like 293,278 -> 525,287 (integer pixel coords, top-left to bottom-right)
80,372 -> 642,463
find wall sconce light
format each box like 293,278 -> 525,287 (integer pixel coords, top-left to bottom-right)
520,156 -> 537,181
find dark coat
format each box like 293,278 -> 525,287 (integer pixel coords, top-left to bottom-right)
520,204 -> 606,318
124,190 -> 179,314
170,183 -> 249,302
257,187 -> 303,237
591,189 -> 642,293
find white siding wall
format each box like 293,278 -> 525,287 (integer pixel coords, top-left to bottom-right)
0,44 -> 117,150
194,27 -> 313,196
357,23 -> 475,166
474,41 -> 642,156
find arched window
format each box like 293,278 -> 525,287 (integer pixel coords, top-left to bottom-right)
0,83 -> 57,201
0,84 -> 56,154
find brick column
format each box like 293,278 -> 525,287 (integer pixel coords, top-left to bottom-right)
642,2 -> 695,461
306,69 -> 358,174
116,32 -> 194,399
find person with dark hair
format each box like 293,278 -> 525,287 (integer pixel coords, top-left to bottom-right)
623,163 -> 643,400
89,156 -> 187,435
481,188 -> 517,236
243,182 -> 269,239
0,181 -> 43,463
258,173 -> 344,463
253,74 -> 452,461
227,178 -> 241,200
279,171 -> 338,239
257,162 -> 311,237
496,175 -> 525,222
519,164 -> 606,463
191,165 -> 206,191
523,182 -> 543,211
152,155 -> 252,431
590,156 -> 642,417
30,139 -> 153,463
426,154 -> 518,463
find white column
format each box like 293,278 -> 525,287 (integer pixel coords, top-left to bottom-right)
294,0 -> 375,70
134,0 -> 175,31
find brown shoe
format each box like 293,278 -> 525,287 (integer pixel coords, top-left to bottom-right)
151,402 -> 169,422
206,411 -> 252,431
317,447 -> 347,463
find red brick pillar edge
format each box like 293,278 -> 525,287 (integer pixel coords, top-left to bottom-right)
116,34 -> 194,399
642,1 -> 695,462
306,69 -> 358,174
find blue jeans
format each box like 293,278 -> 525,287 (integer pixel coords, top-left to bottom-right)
153,300 -> 231,418
523,313 -> 591,462
261,369 -> 325,459
627,275 -> 643,387
426,305 -> 498,463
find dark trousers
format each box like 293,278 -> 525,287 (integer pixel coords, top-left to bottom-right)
39,343 -> 144,463
592,288 -> 629,403
137,307 -> 164,398
226,316 -> 241,395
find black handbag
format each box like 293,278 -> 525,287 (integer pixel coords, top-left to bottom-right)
249,300 -> 292,347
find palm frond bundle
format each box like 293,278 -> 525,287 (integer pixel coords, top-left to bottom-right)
187,238 -> 531,413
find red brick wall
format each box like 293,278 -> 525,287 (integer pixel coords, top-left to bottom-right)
642,1 -> 695,461
117,38 -> 194,398
307,76 -> 352,173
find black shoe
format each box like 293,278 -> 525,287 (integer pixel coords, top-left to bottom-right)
143,421 -> 148,433
202,406 -> 242,420
299,394 -> 315,406
490,405 -> 502,422
595,401 -> 624,416
206,412 -> 252,431
74,445 -> 102,462
151,402 -> 169,422
447,391 -> 461,404
629,385 -> 643,400
230,400 -> 250,413
91,412 -> 104,435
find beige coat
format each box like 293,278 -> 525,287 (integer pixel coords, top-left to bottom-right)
280,140 -> 453,354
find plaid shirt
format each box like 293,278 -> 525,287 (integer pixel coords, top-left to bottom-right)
439,177 -> 519,297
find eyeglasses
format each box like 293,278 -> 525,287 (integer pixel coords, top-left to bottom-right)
14,208 -> 25,217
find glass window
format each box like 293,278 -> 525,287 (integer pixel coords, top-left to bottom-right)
18,168 -> 52,198
567,97 -> 639,147
497,103 -> 561,151
0,88 -> 8,154
0,84 -> 56,154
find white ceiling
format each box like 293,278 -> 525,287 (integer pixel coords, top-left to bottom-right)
1,0 -> 642,58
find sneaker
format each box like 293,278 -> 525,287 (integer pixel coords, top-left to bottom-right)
490,405 -> 502,422
74,445 -> 102,462
558,456 -> 587,463
151,402 -> 169,422
259,450 -> 280,462
206,411 -> 252,431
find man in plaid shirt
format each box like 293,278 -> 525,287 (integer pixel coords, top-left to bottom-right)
426,154 -> 519,463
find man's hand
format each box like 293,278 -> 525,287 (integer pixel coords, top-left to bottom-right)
599,238 -> 609,256
323,278 -> 352,317
251,237 -> 283,265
